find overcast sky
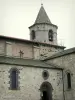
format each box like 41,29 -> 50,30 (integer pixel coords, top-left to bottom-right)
0,0 -> 75,49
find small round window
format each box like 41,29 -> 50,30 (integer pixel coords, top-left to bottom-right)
42,70 -> 49,80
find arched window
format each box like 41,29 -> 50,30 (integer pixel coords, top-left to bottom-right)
67,72 -> 71,89
48,30 -> 53,41
10,68 -> 19,90
31,30 -> 35,40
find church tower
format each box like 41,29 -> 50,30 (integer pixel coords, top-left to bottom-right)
29,5 -> 58,45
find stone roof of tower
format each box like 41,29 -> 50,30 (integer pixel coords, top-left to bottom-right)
35,5 -> 52,24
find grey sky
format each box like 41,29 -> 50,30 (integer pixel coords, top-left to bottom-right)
0,0 -> 75,49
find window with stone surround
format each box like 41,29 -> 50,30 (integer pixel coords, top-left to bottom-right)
9,68 -> 20,90
67,72 -> 71,89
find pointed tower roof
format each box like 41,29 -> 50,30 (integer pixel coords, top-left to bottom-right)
35,5 -> 52,24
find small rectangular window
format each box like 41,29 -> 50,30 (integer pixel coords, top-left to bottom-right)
67,73 -> 71,89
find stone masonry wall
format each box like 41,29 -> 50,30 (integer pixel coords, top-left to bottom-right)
12,42 -> 33,59
4,40 -> 63,60
0,64 -> 64,100
39,45 -> 63,60
0,39 -> 64,60
0,40 -> 5,55
46,53 -> 75,100
5,41 -> 33,59
30,24 -> 57,45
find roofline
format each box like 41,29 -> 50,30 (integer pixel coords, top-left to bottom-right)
0,35 -> 65,49
0,55 -> 63,70
43,47 -> 75,61
29,23 -> 58,29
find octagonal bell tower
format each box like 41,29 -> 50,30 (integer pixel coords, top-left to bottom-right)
29,5 -> 58,45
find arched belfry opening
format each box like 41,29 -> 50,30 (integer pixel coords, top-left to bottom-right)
40,82 -> 53,100
48,30 -> 53,41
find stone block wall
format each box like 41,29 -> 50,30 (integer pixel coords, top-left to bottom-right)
0,40 -> 5,55
0,64 -> 64,100
5,41 -> 33,59
46,53 -> 75,100
29,24 -> 57,45
0,39 -> 64,60
39,45 -> 63,60
12,42 -> 33,59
